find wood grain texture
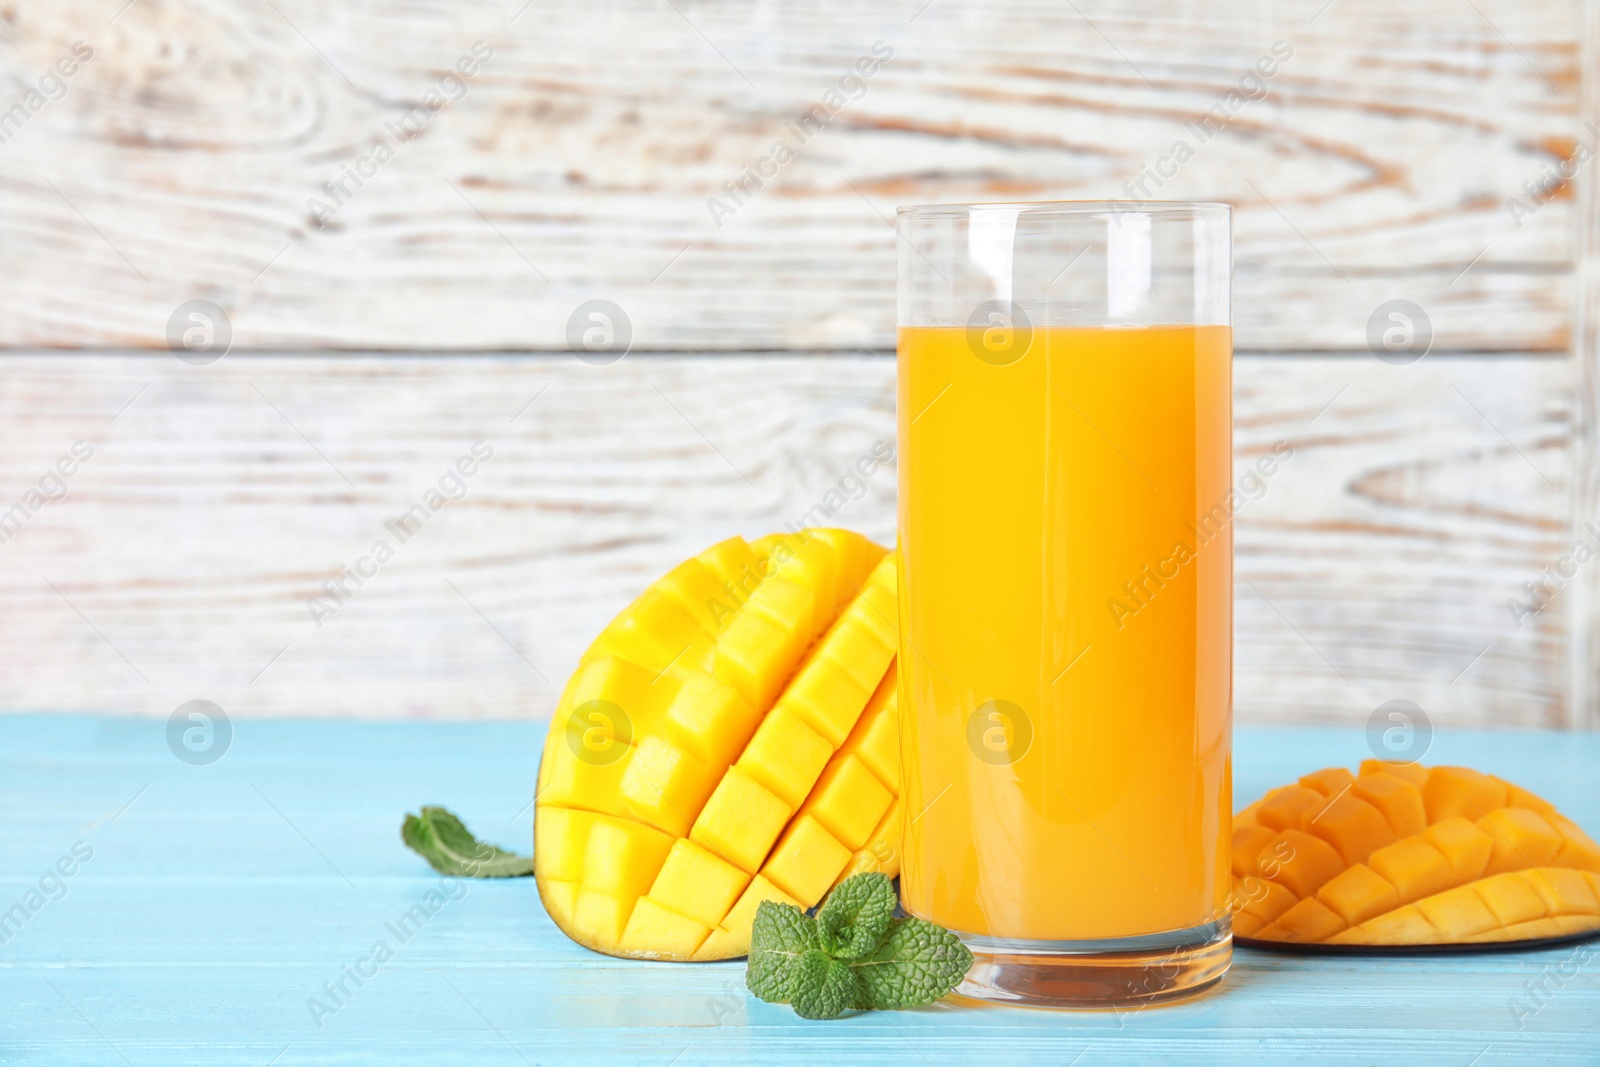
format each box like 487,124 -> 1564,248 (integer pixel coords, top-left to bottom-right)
0,718 -> 1595,1065
1568,0 -> 1600,730
0,0 -> 1585,351
0,350 -> 1572,727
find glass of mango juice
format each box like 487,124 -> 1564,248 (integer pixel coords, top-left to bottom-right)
895,201 -> 1234,1006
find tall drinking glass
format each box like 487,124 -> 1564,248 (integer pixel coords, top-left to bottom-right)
895,201 -> 1233,1006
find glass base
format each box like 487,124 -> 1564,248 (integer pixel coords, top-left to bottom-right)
955,918 -> 1232,1008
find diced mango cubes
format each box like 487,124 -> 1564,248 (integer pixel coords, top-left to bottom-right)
534,532 -> 903,960
1234,761 -> 1600,946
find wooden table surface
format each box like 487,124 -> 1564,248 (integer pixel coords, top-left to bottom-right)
3,716 -> 1596,1065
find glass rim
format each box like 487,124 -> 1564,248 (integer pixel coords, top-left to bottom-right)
896,199 -> 1232,218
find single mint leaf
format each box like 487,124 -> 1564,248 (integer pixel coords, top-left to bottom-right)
746,901 -> 821,1003
853,917 -> 974,1010
790,950 -> 862,1021
401,806 -> 534,878
816,872 -> 896,959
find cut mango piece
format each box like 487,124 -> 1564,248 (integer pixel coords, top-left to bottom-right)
1232,825 -> 1278,878
1238,763 -> 1600,946
690,766 -> 791,874
1422,766 -> 1508,824
838,673 -> 900,786
1316,864 -> 1400,927
1526,866 -> 1599,915
1360,759 -> 1429,788
1304,793 -> 1396,866
538,879 -> 579,929
833,794 -> 903,891
1350,772 -> 1428,840
533,807 -> 598,884
1550,814 -> 1600,871
573,886 -> 636,951
1474,870 -> 1547,927
763,814 -> 852,907
1261,897 -> 1345,943
581,816 -> 674,897
618,897 -> 710,958
1256,786 -> 1326,833
1236,877 -> 1298,928
1478,807 -> 1563,876
801,754 -> 893,851
663,671 -> 759,770
1415,883 -> 1499,939
1299,767 -> 1355,798
644,838 -> 750,928
1270,830 -> 1345,898
1369,836 -> 1455,903
1329,903 -> 1435,945
1424,817 -> 1493,884
737,707 -> 831,809
618,736 -> 718,837
535,530 -> 901,960
692,875 -> 801,960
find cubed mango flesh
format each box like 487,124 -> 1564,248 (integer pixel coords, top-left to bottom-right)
1236,763 -> 1600,946
534,531 -> 902,960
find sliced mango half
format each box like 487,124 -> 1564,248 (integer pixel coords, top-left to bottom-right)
534,530 -> 903,960
1233,761 -> 1600,946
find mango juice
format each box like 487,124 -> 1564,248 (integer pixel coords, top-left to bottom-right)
896,324 -> 1233,942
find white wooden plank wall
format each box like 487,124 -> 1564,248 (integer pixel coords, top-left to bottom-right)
0,0 -> 1593,728
0,352 -> 1572,727
0,0 -> 1584,350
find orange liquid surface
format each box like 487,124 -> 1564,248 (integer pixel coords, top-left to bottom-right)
896,325 -> 1233,941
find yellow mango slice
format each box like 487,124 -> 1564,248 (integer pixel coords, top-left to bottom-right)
801,754 -> 893,852
1305,793 -> 1396,866
1237,877 -> 1297,930
763,814 -> 852,907
737,707 -> 832,808
1316,863 -> 1400,927
644,838 -> 750,928
1237,763 -> 1600,946
1478,807 -> 1563,876
1550,814 -> 1600,870
690,766 -> 792,873
534,530 -> 902,960
1474,870 -> 1547,927
1232,825 -> 1278,878
618,898 -> 710,958
1270,830 -> 1345,898
1256,786 -> 1326,833
692,875 -> 801,960
1259,897 -> 1345,943
1369,836 -> 1455,903
1414,883 -> 1499,939
1299,767 -> 1355,797
1359,758 -> 1428,786
1422,766 -> 1507,824
834,794 -> 903,891
1350,772 -> 1428,840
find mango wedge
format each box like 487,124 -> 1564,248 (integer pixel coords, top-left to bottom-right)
534,530 -> 903,960
1233,761 -> 1600,946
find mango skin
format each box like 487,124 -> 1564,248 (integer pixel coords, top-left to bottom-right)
534,531 -> 903,960
1233,762 -> 1600,946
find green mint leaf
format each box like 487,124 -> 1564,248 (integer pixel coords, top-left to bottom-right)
747,881 -> 973,1019
747,900 -> 821,1003
400,806 -> 534,878
790,950 -> 862,1021
816,872 -> 896,959
854,916 -> 974,1010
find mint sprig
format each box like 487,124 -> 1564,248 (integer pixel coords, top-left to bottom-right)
746,873 -> 972,1019
401,806 -> 534,878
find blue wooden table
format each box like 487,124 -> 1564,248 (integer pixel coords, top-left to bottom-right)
2,716 -> 1596,1065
